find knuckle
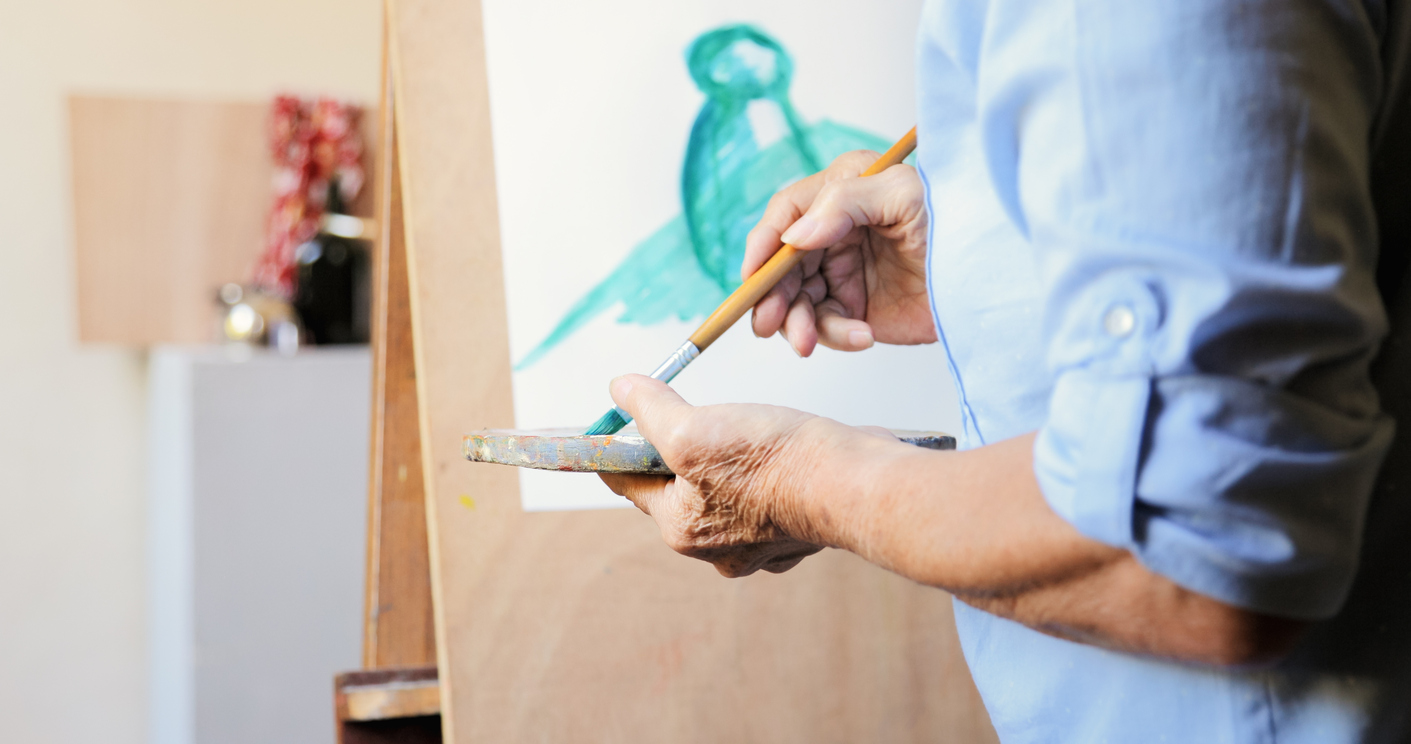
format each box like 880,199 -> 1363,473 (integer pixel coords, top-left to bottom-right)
813,180 -> 846,211
809,188 -> 859,234
662,529 -> 695,556
889,162 -> 919,179
665,427 -> 704,473
764,180 -> 807,218
764,189 -> 792,214
816,297 -> 849,319
828,149 -> 879,177
880,163 -> 921,191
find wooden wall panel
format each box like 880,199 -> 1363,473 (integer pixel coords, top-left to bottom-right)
386,0 -> 996,741
69,95 -> 376,346
69,96 -> 271,345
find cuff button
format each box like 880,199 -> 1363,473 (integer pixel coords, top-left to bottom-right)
1103,304 -> 1136,338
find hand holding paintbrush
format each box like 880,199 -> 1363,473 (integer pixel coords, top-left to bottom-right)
586,127 -> 919,436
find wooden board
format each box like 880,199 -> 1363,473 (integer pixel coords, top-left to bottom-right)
386,0 -> 997,741
69,96 -> 272,344
336,667 -> 441,744
337,667 -> 441,722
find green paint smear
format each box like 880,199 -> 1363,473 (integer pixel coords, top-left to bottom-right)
516,25 -> 902,371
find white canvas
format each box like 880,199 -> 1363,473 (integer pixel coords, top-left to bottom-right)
481,0 -> 960,511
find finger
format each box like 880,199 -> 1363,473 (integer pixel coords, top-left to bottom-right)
761,545 -> 824,574
609,374 -> 694,457
741,150 -> 882,281
598,473 -> 673,515
799,270 -> 828,305
783,292 -> 819,357
752,238 -> 832,338
742,173 -> 828,280
800,243 -> 826,277
751,264 -> 802,338
705,545 -> 773,578
707,542 -> 822,578
814,298 -> 875,351
779,164 -> 925,252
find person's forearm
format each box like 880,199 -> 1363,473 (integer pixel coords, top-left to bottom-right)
778,423 -> 1116,597
821,431 -> 1115,593
775,420 -> 1306,666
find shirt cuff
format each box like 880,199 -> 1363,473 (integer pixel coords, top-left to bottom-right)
1034,369 -> 1150,551
1035,368 -> 1394,619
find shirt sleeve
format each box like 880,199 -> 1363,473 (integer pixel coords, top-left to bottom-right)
978,0 -> 1397,619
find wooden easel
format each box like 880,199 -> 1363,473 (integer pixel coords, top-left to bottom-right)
332,16 -> 443,744
337,2 -> 996,742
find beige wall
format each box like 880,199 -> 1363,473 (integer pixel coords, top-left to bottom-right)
0,1 -> 379,741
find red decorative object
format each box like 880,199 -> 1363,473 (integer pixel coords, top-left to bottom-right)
253,95 -> 365,298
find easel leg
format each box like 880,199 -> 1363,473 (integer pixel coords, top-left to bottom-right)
361,10 -> 435,673
336,10 -> 440,743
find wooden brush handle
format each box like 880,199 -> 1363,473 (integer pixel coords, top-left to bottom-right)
687,126 -> 918,351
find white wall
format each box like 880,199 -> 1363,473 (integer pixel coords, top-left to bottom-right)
0,2 -> 379,741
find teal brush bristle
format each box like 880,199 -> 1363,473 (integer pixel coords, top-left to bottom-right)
585,407 -> 629,436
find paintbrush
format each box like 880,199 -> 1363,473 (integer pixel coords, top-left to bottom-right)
585,126 -> 919,436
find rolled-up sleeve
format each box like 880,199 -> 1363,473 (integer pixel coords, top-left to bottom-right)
981,0 -> 1396,618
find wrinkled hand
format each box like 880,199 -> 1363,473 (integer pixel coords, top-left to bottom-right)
745,150 -> 934,357
598,375 -> 844,577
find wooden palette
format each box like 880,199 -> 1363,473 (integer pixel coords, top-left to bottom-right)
465,428 -> 956,474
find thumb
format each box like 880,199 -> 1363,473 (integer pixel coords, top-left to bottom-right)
609,374 -> 693,455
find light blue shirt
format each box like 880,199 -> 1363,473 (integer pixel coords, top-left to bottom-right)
916,0 -> 1411,741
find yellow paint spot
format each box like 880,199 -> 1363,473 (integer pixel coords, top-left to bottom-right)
397,465 -> 408,482
459,495 -> 476,510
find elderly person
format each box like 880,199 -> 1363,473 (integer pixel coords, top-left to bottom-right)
603,1 -> 1411,741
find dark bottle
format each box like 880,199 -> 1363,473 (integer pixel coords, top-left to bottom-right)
293,180 -> 371,344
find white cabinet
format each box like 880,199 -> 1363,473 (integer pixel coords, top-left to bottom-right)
147,346 -> 369,744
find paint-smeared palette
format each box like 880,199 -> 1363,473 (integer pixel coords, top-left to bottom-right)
464,428 -> 956,475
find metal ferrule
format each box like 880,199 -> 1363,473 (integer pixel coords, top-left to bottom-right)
648,340 -> 701,384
